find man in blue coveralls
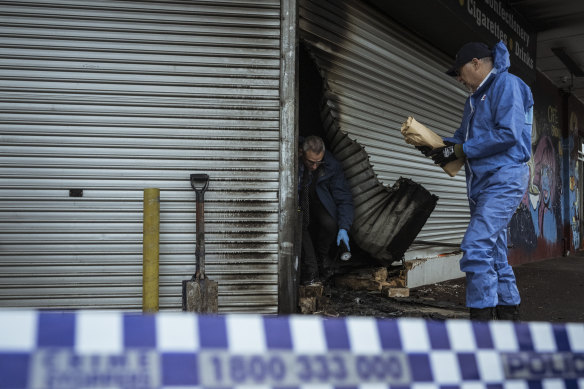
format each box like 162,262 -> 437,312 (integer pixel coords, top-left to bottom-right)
419,41 -> 533,320
299,135 -> 353,285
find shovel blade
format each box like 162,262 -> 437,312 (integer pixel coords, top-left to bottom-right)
182,279 -> 218,313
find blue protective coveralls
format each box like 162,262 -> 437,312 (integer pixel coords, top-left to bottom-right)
443,41 -> 533,309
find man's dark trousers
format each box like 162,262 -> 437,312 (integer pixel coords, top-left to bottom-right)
301,193 -> 337,282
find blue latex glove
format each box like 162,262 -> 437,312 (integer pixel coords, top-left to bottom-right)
336,229 -> 350,251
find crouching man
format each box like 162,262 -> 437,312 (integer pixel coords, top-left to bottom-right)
298,135 -> 354,285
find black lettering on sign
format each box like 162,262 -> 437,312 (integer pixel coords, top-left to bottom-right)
29,349 -> 160,389
502,352 -> 584,380
198,350 -> 411,387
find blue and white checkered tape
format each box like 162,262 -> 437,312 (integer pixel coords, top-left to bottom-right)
0,310 -> 583,389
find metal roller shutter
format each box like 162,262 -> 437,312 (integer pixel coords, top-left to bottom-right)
299,0 -> 470,253
0,0 -> 282,312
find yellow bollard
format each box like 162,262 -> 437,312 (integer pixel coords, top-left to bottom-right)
143,188 -> 160,312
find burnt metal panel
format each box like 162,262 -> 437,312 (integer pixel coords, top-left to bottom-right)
299,0 -> 470,250
320,100 -> 438,262
0,0 -> 281,312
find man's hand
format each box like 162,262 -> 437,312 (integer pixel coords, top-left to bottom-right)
336,229 -> 350,250
428,142 -> 464,167
415,145 -> 433,157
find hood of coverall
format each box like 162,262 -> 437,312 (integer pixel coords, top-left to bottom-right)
491,40 -> 510,76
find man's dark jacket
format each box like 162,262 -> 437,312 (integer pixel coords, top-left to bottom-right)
299,149 -> 354,231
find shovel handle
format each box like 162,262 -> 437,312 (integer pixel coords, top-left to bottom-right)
191,174 -> 209,280
190,174 -> 209,193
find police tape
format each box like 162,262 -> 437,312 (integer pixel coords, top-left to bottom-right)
0,310 -> 583,388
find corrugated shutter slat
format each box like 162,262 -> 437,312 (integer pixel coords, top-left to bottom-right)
300,0 -> 470,247
0,0 -> 281,312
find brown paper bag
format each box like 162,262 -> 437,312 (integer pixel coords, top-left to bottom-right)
401,116 -> 464,177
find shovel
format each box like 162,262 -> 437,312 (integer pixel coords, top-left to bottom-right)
182,174 -> 218,313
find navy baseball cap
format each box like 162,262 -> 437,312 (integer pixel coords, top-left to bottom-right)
446,42 -> 492,76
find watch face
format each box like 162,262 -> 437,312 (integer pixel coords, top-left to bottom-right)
340,251 -> 352,261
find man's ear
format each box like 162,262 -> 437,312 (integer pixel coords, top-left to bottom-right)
472,58 -> 480,70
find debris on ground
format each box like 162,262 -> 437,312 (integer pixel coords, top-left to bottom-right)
298,254 -> 584,323
298,265 -> 468,320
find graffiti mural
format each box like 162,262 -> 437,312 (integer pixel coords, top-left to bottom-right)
527,135 -> 561,242
568,110 -> 581,251
509,96 -> 564,260
509,76 -> 584,262
510,134 -> 561,252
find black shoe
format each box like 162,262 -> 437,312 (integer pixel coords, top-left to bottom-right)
496,305 -> 520,321
469,307 -> 497,321
321,267 -> 335,282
